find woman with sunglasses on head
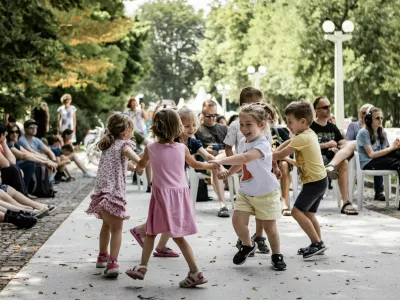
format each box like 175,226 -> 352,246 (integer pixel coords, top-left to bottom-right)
356,107 -> 400,203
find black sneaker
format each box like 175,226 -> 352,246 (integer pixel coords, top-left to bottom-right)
271,254 -> 286,271
236,238 -> 255,257
297,246 -> 324,255
252,234 -> 270,254
374,192 -> 385,201
4,210 -> 37,229
146,186 -> 151,193
217,206 -> 230,218
303,241 -> 328,259
233,243 -> 257,265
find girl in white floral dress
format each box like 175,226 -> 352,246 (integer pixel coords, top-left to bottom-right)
86,113 -> 141,278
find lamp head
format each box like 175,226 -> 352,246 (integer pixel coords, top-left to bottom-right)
217,84 -> 223,91
224,84 -> 231,91
258,66 -> 267,74
322,20 -> 335,33
342,20 -> 354,33
247,66 -> 255,74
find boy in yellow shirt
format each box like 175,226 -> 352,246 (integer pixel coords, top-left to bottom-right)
273,101 -> 328,258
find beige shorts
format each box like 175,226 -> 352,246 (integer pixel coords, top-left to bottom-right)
235,190 -> 282,220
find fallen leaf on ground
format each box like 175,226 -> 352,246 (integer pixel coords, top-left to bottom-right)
38,291 -> 44,294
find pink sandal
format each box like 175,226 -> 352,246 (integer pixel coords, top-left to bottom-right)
125,266 -> 147,280
130,226 -> 145,247
179,271 -> 208,288
153,247 -> 179,257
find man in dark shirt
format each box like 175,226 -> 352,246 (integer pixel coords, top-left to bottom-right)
195,99 -> 229,218
311,97 -> 358,215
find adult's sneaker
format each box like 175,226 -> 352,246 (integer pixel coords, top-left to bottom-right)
303,241 -> 328,259
4,210 -> 37,229
233,243 -> 257,265
271,254 -> 287,271
374,192 -> 385,201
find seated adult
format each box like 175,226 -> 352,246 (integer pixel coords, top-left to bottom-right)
356,107 -> 400,204
0,122 -> 30,196
195,99 -> 229,218
17,119 -> 57,164
345,104 -> 385,201
310,97 -> 357,215
7,124 -> 57,190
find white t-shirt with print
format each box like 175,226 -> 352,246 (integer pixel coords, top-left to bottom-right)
223,119 -> 243,153
237,135 -> 280,196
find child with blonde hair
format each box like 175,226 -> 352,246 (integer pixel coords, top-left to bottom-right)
85,112 -> 142,278
212,103 -> 287,270
126,108 -> 217,287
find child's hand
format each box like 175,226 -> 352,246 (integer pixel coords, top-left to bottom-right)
273,168 -> 282,180
209,162 -> 220,170
136,167 -> 144,176
127,161 -> 136,172
217,169 -> 228,180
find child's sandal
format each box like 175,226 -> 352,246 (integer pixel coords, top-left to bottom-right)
153,247 -> 179,257
125,265 -> 147,280
179,271 -> 208,288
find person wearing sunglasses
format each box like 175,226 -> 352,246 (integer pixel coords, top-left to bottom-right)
195,99 -> 229,218
345,104 -> 385,201
356,106 -> 400,206
310,97 -> 358,215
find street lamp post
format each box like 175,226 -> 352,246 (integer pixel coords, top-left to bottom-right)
247,65 -> 267,89
322,20 -> 354,129
217,84 -> 231,114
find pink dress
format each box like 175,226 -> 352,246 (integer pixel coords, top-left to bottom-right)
86,139 -> 135,220
146,142 -> 197,238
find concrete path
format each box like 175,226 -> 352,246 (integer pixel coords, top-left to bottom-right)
1,183 -> 400,300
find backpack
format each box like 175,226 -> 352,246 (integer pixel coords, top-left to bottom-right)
29,165 -> 56,198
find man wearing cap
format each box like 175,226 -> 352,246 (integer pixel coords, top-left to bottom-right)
17,119 -> 58,164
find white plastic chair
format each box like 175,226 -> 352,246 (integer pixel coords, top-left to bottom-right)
188,168 -> 211,208
354,151 -> 399,210
290,165 -> 341,208
136,172 -> 148,192
227,173 -> 239,210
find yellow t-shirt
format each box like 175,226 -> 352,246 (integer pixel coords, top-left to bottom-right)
288,128 -> 327,184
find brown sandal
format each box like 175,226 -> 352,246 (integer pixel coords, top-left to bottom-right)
179,271 -> 208,288
125,265 -> 147,280
282,208 -> 291,216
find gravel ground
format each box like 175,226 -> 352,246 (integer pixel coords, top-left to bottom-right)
0,174 -> 95,291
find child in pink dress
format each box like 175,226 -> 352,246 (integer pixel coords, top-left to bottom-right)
86,113 -> 141,278
125,108 -> 217,288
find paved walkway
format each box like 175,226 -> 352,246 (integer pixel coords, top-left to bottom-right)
1,182 -> 400,300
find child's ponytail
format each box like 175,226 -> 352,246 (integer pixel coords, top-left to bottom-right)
98,132 -> 115,151
97,112 -> 134,151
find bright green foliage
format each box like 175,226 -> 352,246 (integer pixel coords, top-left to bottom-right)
134,0 -> 204,101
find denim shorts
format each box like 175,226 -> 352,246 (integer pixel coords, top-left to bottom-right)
294,177 -> 328,213
0,184 -> 7,192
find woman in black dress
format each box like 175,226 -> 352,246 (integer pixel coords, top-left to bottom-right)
31,101 -> 50,138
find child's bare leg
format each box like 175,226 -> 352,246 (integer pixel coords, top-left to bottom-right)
232,211 -> 252,246
279,161 -> 291,209
156,232 -> 170,249
141,235 -> 157,266
65,167 -> 73,179
255,218 -> 264,237
145,165 -> 152,184
262,220 -> 280,254
68,153 -> 88,173
101,209 -> 123,259
291,207 -> 320,243
0,200 -> 31,212
305,212 -> 321,241
99,220 -> 111,254
173,237 -> 198,273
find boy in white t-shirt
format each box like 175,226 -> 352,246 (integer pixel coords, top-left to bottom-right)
224,87 -> 273,255
214,103 -> 286,271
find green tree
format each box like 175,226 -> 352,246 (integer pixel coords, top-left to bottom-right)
134,0 -> 204,101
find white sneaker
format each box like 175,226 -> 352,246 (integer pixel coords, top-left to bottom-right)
83,172 -> 97,178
